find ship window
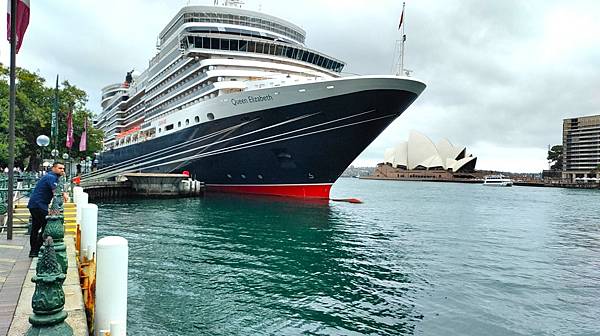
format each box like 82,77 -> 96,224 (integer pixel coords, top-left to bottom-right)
257,174 -> 263,180
207,113 -> 215,121
178,121 -> 181,128
186,119 -> 190,125
211,38 -> 219,49
301,51 -> 309,62
256,42 -> 265,54
230,40 -> 238,51
247,41 -> 256,52
241,174 -> 246,179
220,39 -> 229,50
165,124 -> 174,131
158,128 -> 162,133
238,40 -> 247,51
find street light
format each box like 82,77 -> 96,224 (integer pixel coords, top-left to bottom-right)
51,149 -> 59,161
36,135 -> 50,171
62,153 -> 70,179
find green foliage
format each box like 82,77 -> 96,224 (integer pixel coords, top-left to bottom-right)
0,64 -> 103,170
546,145 -> 563,171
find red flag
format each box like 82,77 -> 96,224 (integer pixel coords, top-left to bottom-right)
66,109 -> 74,149
6,0 -> 30,53
79,117 -> 87,152
398,6 -> 404,30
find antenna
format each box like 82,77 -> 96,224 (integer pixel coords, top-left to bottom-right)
394,2 -> 406,76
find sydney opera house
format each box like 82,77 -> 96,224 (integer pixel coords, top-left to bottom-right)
370,131 -> 477,180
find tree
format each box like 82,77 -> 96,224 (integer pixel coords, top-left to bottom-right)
547,145 -> 563,171
0,64 -> 103,170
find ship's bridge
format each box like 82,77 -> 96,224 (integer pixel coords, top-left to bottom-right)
159,6 -> 306,47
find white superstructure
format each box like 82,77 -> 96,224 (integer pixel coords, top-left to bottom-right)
94,4 -> 346,151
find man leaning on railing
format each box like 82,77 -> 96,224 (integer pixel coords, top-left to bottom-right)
27,162 -> 69,257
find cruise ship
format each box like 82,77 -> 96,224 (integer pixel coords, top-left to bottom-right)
92,2 -> 426,198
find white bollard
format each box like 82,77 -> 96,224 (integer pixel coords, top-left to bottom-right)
110,321 -> 124,336
76,192 -> 88,225
80,203 -> 98,262
96,236 -> 128,336
73,186 -> 83,204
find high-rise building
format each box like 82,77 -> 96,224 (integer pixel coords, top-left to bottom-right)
562,115 -> 600,181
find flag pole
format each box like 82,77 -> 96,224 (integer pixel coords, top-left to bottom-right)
400,1 -> 406,76
6,0 -> 17,240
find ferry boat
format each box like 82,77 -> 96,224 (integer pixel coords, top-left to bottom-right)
483,175 -> 514,187
92,2 -> 426,198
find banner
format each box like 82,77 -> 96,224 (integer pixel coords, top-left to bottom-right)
66,109 -> 73,149
6,0 -> 30,53
79,117 -> 87,152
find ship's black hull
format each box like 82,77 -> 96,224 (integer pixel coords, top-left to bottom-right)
96,89 -> 418,198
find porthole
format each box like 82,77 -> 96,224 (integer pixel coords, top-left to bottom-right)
177,121 -> 182,128
241,174 -> 246,179
308,173 -> 315,179
158,128 -> 162,133
185,119 -> 190,125
194,116 -> 200,123
257,174 -> 263,180
207,113 -> 215,121
227,174 -> 232,179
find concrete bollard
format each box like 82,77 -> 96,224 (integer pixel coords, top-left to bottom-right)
73,186 -> 83,204
96,236 -> 128,336
76,192 -> 88,225
80,203 -> 98,262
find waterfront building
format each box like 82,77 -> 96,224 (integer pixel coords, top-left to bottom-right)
369,131 -> 477,181
383,131 -> 476,172
562,114 -> 600,181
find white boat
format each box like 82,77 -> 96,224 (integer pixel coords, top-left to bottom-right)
483,175 -> 513,187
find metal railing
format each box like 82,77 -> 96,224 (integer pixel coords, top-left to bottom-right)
0,172 -> 40,233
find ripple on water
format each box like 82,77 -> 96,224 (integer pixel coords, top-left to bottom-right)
96,180 -> 600,335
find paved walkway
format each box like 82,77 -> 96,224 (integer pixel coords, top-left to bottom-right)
0,234 -> 31,336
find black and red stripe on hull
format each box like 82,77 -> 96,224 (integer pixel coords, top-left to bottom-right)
97,88 -> 419,198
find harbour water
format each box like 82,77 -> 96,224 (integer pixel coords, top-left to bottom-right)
97,178 -> 600,335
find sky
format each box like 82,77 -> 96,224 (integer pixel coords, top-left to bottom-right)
2,0 -> 599,172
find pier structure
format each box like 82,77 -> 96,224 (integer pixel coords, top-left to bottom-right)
80,173 -> 204,201
3,177 -> 88,336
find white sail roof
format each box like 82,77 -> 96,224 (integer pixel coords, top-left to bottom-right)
383,130 -> 476,172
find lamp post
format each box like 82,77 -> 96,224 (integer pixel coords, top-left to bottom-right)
36,135 -> 50,172
62,153 -> 70,180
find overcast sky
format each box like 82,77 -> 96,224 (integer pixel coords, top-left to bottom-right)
2,0 -> 599,172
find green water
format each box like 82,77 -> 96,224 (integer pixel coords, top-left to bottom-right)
97,178 -> 600,335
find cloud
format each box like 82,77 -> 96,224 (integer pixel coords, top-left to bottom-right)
3,0 -> 599,173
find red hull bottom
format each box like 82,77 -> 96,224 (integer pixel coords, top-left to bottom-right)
207,184 -> 332,199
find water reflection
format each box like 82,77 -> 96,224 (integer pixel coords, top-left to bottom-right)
98,193 -> 418,335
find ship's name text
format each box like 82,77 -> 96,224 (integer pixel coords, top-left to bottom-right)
231,94 -> 273,106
